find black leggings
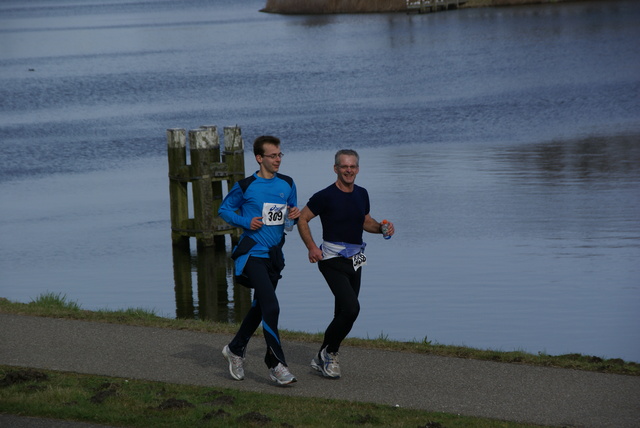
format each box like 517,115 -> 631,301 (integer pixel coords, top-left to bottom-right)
318,257 -> 362,354
229,257 -> 286,368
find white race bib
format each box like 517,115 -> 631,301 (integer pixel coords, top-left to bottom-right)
262,203 -> 286,226
352,252 -> 367,271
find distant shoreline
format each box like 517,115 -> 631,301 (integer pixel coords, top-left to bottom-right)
261,0 -> 602,14
461,0 -> 599,8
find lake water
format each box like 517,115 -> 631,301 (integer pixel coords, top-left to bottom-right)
1,0 -> 639,362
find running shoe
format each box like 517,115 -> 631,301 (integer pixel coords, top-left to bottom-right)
222,344 -> 245,381
310,347 -> 341,378
269,363 -> 297,385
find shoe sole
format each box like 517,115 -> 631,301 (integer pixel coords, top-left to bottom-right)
270,375 -> 297,385
222,346 -> 244,381
310,359 -> 341,379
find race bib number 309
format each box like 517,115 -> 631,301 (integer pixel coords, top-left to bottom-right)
263,203 -> 286,226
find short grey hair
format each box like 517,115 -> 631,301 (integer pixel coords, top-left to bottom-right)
334,149 -> 359,166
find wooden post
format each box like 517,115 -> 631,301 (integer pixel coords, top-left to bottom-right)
189,129 -> 216,248
199,126 -> 227,249
167,125 -> 244,249
224,126 -> 246,244
168,125 -> 250,322
167,129 -> 189,248
223,126 -> 245,190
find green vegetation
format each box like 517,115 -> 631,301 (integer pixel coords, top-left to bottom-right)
1,293 -> 637,376
1,292 -> 637,427
0,365 -> 546,428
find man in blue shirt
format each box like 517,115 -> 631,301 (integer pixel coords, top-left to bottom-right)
219,135 -> 299,385
298,149 -> 395,379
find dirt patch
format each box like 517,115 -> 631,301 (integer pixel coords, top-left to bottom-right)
0,369 -> 48,387
155,398 -> 196,410
90,382 -> 120,404
237,411 -> 271,426
205,394 -> 236,406
352,413 -> 379,424
420,422 -> 444,428
90,388 -> 118,404
203,408 -> 231,420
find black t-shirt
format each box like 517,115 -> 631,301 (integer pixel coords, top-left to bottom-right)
306,183 -> 370,245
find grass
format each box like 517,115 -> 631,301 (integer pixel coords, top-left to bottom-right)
1,292 -> 637,427
0,365 -> 548,428
1,293 -> 637,376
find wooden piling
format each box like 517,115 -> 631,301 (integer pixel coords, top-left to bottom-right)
223,126 -> 246,244
167,129 -> 189,248
189,129 -> 215,247
167,125 -> 244,249
200,126 -> 226,249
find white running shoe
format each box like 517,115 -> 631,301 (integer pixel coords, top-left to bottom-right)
222,345 -> 245,381
310,347 -> 341,379
269,363 -> 297,385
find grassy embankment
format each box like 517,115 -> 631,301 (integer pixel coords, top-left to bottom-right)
2,293 -> 637,374
0,293 -> 637,428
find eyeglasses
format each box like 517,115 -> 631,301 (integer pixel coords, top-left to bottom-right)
262,153 -> 284,159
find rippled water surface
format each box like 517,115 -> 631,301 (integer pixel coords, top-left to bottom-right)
1,0 -> 639,361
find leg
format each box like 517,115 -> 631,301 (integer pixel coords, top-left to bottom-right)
227,298 -> 262,357
242,257 -> 288,368
223,258 -> 267,381
228,259 -> 265,358
318,257 -> 362,354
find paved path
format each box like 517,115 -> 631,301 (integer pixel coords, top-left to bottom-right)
1,313 -> 639,427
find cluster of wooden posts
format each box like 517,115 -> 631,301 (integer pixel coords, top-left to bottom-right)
167,125 -> 251,322
167,125 -> 246,249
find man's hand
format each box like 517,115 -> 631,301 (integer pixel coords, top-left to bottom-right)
308,247 -> 323,264
288,206 -> 301,219
250,216 -> 263,230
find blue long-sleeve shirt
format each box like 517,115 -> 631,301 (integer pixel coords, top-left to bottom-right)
218,172 -> 297,275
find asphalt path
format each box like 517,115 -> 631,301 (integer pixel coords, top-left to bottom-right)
1,313 -> 638,427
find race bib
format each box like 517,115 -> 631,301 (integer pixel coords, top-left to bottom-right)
352,252 -> 367,271
263,203 -> 286,226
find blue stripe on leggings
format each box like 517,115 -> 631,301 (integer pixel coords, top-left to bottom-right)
262,320 -> 281,345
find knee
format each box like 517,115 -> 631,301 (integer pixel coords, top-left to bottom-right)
265,301 -> 280,319
343,302 -> 360,322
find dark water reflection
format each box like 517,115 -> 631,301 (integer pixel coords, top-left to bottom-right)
172,245 -> 251,323
499,135 -> 640,186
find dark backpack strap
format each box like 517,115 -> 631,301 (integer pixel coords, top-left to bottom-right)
237,174 -> 257,194
275,173 -> 293,188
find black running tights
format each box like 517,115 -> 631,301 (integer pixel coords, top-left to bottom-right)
318,257 -> 362,354
229,257 -> 286,368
